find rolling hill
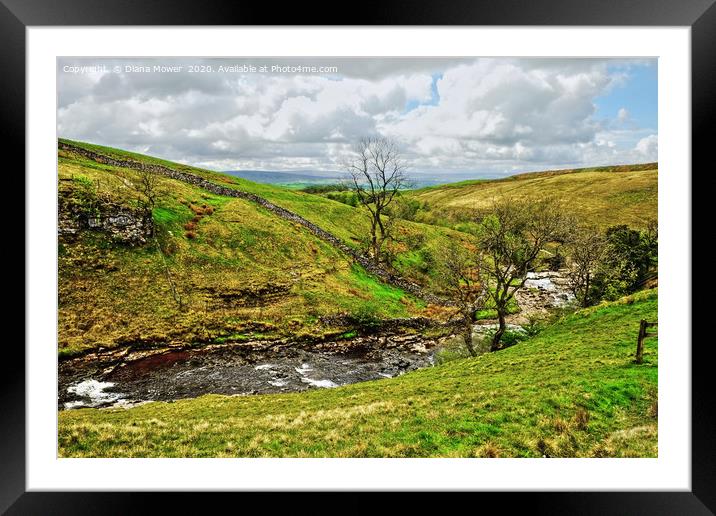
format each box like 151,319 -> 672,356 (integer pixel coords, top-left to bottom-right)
223,169 -> 343,189
57,140 -> 470,356
407,163 -> 657,231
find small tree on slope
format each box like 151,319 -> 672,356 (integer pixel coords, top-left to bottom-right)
346,137 -> 410,266
435,241 -> 487,356
476,197 -> 571,351
566,224 -> 607,308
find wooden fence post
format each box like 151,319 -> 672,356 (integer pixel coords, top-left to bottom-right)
636,320 -> 646,364
636,320 -> 657,364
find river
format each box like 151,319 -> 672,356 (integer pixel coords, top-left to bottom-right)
59,333 -> 440,410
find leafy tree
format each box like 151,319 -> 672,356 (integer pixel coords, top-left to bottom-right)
435,242 -> 486,356
590,224 -> 658,301
386,196 -> 423,222
566,224 -> 607,307
475,197 -> 571,350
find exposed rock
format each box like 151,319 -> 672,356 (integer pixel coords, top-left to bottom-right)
472,323 -> 527,335
198,283 -> 292,308
318,314 -> 447,332
59,331 -> 442,409
511,270 -> 576,323
58,190 -> 153,246
59,141 -> 450,305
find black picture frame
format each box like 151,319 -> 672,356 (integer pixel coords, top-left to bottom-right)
4,0 -> 712,512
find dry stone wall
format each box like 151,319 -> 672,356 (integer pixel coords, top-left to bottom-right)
59,141 -> 449,305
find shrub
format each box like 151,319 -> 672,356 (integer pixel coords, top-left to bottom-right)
348,303 -> 382,331
434,335 -> 474,365
415,247 -> 435,275
523,315 -> 545,337
504,331 -> 523,348
185,231 -> 197,240
482,327 -> 528,348
73,174 -> 95,189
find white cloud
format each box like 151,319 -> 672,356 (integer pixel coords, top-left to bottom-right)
57,57 -> 657,176
386,59 -> 611,146
635,134 -> 658,160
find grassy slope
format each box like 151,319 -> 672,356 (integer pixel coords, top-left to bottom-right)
61,138 -> 473,256
58,142 -> 472,356
409,163 -> 657,230
58,290 -> 658,458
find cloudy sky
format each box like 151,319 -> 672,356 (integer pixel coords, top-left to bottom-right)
57,57 -> 657,179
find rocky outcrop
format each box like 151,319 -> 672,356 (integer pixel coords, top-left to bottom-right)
58,188 -> 153,246
513,270 -> 575,321
198,283 -> 293,308
59,141 -> 449,305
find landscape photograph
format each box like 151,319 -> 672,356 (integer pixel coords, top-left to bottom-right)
56,56 -> 658,458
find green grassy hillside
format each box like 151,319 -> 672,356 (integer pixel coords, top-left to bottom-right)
58,290 -> 658,457
58,141 -> 470,356
408,163 -> 657,231
61,139 -> 473,252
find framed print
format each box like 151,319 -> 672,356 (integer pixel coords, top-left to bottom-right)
6,0 -> 713,512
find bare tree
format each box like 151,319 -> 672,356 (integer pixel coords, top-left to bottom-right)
435,242 -> 486,356
566,224 -> 607,307
476,197 -> 571,350
346,137 -> 410,265
134,168 -> 160,216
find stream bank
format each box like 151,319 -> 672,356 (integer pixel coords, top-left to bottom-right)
59,333 -> 443,410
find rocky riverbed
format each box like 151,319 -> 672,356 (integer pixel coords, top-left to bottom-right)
59,333 -> 442,410
510,270 -> 575,323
